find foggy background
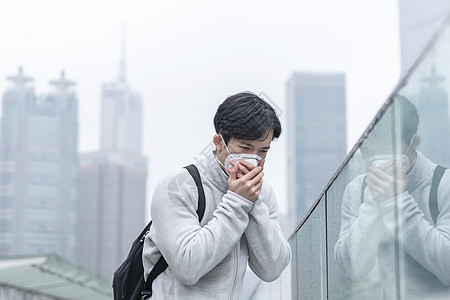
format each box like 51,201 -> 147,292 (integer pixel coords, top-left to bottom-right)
0,0 -> 400,219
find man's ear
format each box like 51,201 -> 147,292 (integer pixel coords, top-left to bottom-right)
411,134 -> 420,151
213,134 -> 223,151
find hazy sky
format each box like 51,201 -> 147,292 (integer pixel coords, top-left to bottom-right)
0,0 -> 401,218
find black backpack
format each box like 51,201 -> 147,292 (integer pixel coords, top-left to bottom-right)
112,164 -> 206,300
360,165 -> 446,225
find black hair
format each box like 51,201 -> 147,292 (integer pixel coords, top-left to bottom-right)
213,92 -> 282,144
368,95 -> 419,146
396,95 -> 419,144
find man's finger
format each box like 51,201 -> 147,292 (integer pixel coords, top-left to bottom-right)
238,160 -> 255,172
241,166 -> 262,181
253,178 -> 263,191
259,159 -> 266,170
237,162 -> 251,175
369,167 -> 394,182
247,170 -> 264,185
367,170 -> 389,186
227,162 -> 239,181
366,176 -> 384,194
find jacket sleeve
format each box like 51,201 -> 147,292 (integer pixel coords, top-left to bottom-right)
244,183 -> 291,282
333,176 -> 386,281
148,170 -> 254,285
378,171 -> 450,286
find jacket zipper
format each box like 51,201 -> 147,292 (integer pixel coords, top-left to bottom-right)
229,245 -> 239,300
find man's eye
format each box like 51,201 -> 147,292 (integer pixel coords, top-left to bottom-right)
240,146 -> 250,150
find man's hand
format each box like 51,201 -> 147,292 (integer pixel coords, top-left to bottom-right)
366,160 -> 408,202
231,159 -> 266,178
226,160 -> 264,202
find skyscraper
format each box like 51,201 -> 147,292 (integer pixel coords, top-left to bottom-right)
77,150 -> 147,280
77,43 -> 148,280
0,68 -> 78,261
286,72 -> 346,227
100,42 -> 142,153
399,0 -> 450,74
399,1 -> 450,168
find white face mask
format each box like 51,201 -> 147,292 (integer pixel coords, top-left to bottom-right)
216,135 -> 262,175
366,135 -> 415,172
225,153 -> 261,169
367,154 -> 410,170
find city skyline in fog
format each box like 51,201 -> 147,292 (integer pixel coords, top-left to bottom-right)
0,0 -> 402,216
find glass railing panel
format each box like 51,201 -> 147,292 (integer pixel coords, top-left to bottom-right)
388,16 -> 450,300
248,260 -> 292,300
400,18 -> 450,169
290,233 -> 298,299
279,257 -> 292,300
293,196 -> 327,299
329,16 -> 450,300
250,13 -> 450,300
328,93 -> 444,300
248,281 -> 269,300
327,145 -> 384,299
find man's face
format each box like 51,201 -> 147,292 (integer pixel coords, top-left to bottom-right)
215,130 -> 274,168
360,138 -> 411,173
226,132 -> 273,159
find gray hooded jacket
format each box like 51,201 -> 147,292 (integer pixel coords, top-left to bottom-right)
142,150 -> 290,299
334,152 -> 450,299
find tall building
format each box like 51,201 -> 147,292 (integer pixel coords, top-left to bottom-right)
77,151 -> 147,281
286,72 -> 346,227
77,45 -> 148,280
100,43 -> 142,153
0,68 -> 78,261
399,0 -> 450,74
399,1 -> 450,168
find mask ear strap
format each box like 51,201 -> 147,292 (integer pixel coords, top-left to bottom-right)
214,154 -> 226,169
405,134 -> 416,155
220,134 -> 232,155
214,152 -> 230,176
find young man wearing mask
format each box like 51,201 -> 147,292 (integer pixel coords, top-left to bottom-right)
334,96 -> 450,299
142,92 -> 290,299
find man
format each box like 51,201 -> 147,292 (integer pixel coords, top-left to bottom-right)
142,92 -> 290,299
334,96 -> 450,299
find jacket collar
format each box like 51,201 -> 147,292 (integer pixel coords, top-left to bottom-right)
407,151 -> 435,191
196,149 -> 229,194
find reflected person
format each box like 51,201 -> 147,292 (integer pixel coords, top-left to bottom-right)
334,96 -> 450,299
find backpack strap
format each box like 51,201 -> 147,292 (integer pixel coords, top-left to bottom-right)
429,165 -> 446,226
141,164 -> 206,299
142,254 -> 168,299
360,175 -> 367,204
185,164 -> 206,221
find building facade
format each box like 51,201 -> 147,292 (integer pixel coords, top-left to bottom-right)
100,49 -> 142,153
0,68 -> 78,261
286,72 -> 347,227
399,0 -> 450,168
77,151 -> 147,280
399,0 -> 450,74
77,50 -> 148,280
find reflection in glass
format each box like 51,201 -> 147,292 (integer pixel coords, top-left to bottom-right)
416,66 -> 450,167
250,16 -> 450,300
334,96 -> 450,299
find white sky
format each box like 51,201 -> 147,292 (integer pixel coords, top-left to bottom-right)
0,0 -> 401,217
